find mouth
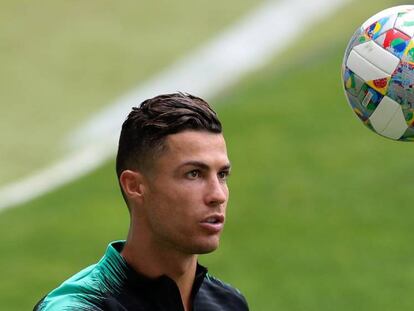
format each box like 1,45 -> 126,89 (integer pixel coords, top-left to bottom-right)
201,214 -> 224,224
200,214 -> 225,233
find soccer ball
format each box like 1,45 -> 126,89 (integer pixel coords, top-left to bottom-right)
342,5 -> 414,141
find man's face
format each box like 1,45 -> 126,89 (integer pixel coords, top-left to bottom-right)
141,130 -> 230,255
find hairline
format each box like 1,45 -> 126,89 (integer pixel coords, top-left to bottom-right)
137,128 -> 223,177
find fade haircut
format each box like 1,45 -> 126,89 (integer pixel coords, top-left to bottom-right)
116,93 -> 222,181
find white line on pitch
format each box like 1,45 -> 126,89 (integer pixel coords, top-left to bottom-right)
0,0 -> 349,212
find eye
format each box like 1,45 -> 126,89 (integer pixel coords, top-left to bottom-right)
186,170 -> 200,179
218,170 -> 230,181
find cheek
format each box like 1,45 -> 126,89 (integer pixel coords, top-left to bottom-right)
148,188 -> 196,222
147,194 -> 200,241
146,177 -> 207,220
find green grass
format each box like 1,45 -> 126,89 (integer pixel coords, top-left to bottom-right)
0,0 -> 259,186
3,0 -> 414,310
215,48 -> 414,310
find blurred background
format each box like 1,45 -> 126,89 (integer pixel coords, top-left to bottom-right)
2,0 -> 414,310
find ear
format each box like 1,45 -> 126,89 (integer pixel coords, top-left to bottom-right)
119,170 -> 146,205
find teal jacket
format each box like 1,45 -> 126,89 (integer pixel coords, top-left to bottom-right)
34,241 -> 249,310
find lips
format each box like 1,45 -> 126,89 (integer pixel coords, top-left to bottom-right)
200,214 -> 225,233
201,214 -> 224,224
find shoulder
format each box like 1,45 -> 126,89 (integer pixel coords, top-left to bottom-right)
33,264 -> 106,311
34,294 -> 104,311
197,273 -> 249,310
34,241 -> 131,311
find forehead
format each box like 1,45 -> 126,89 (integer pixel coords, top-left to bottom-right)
159,131 -> 228,167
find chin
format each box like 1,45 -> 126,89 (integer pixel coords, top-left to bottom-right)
195,246 -> 218,255
193,238 -> 220,255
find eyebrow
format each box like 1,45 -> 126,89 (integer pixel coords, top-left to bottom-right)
178,161 -> 231,171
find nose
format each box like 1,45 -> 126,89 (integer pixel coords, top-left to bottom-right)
205,176 -> 228,207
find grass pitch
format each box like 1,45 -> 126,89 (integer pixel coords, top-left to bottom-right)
0,0 -> 259,186
2,0 -> 414,310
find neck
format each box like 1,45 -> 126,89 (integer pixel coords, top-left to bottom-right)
121,226 -> 198,311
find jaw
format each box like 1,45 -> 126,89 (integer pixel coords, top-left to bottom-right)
186,233 -> 222,255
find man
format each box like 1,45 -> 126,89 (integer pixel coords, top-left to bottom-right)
34,93 -> 249,310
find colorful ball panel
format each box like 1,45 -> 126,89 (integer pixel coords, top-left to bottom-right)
342,5 -> 414,141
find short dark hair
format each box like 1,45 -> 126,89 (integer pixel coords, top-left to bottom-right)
116,93 -> 222,180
